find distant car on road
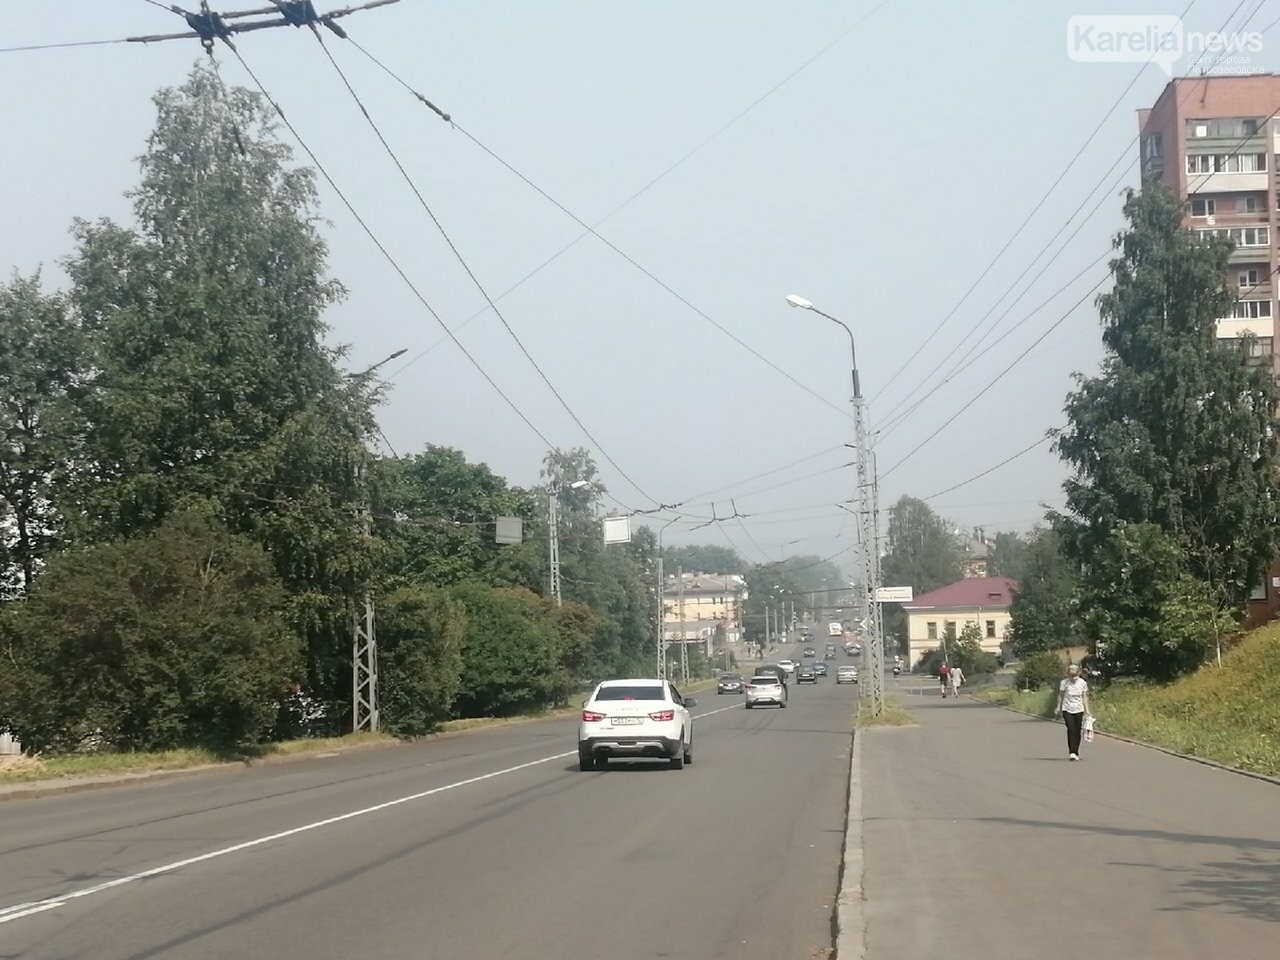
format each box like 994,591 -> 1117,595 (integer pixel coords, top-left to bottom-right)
836,665 -> 859,684
796,662 -> 818,683
802,647 -> 816,658
813,661 -> 828,676
745,675 -> 788,708
717,674 -> 745,695
578,680 -> 697,770
777,659 -> 797,676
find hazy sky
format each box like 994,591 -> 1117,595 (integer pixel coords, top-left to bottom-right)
3,1 -> 1275,565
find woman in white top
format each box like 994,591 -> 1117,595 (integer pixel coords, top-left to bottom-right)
1055,663 -> 1090,760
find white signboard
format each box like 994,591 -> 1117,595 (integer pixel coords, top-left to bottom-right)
875,586 -> 914,603
602,515 -> 632,544
494,516 -> 523,545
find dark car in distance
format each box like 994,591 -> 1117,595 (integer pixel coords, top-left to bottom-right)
813,661 -> 828,676
755,664 -> 789,686
717,674 -> 745,695
796,662 -> 818,683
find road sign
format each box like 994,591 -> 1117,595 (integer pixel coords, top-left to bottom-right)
875,586 -> 914,603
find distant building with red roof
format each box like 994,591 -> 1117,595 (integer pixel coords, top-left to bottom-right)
900,577 -> 1018,668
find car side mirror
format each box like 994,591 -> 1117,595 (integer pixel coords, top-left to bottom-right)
581,700 -> 588,708
685,698 -> 698,707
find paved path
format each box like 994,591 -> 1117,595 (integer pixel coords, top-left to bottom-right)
861,697 -> 1280,959
0,664 -> 854,960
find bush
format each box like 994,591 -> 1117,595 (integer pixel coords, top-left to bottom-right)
1015,651 -> 1065,691
0,510 -> 299,754
376,586 -> 466,736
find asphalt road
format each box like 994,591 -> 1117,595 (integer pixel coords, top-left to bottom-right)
862,696 -> 1280,960
0,649 -> 856,960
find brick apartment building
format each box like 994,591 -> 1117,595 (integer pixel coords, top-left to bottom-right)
1138,74 -> 1280,626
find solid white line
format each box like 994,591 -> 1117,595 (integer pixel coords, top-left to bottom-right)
0,700 -> 745,926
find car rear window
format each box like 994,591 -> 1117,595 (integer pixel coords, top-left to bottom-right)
595,685 -> 666,701
750,677 -> 780,685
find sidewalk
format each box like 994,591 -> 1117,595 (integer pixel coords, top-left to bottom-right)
860,697 -> 1280,960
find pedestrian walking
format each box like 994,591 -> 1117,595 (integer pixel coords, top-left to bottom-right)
1055,663 -> 1091,761
938,662 -> 950,698
947,664 -> 965,699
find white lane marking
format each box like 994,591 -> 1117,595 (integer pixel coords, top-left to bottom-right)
0,700 -> 744,925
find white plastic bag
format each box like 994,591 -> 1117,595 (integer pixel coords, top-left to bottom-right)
1083,714 -> 1095,743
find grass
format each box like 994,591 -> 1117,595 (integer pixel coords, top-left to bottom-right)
977,623 -> 1280,778
857,697 -> 916,728
0,732 -> 397,785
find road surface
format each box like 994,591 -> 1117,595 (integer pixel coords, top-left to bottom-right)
862,696 -> 1280,960
0,648 -> 855,960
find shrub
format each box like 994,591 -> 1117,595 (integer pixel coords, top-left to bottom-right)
1,509 -> 299,754
1015,651 -> 1065,691
376,586 -> 466,736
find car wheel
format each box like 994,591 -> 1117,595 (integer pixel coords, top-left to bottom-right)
578,745 -> 595,771
683,740 -> 693,765
780,700 -> 788,708
669,749 -> 685,770
745,702 -> 753,709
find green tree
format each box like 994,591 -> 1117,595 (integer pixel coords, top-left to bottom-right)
915,622 -> 997,676
375,586 -> 466,736
987,530 -> 1030,580
1008,527 -> 1079,656
61,67 -> 375,709
0,274 -> 84,596
1054,186 -> 1280,678
880,496 -> 963,645
374,446 -> 541,591
0,509 -> 299,754
662,544 -> 745,575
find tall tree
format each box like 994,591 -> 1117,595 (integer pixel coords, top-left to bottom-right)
661,543 -> 745,575
1054,186 -> 1280,677
1007,527 -> 1079,656
0,274 -> 83,596
880,496 -> 964,594
987,530 -> 1030,580
60,67 -> 375,708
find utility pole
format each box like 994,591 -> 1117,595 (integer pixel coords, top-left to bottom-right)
548,488 -> 562,606
785,294 -> 884,716
677,565 -> 689,684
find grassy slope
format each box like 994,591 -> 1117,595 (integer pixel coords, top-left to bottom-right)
977,623 -> 1280,777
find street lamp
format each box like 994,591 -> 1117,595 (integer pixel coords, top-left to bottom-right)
784,294 -> 884,716
549,479 -> 589,606
346,348 -> 408,379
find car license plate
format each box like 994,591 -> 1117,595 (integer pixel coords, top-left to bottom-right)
612,717 -> 642,725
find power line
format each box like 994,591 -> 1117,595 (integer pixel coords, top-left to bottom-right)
219,45 -> 569,471
309,28 -> 662,509
878,272 -> 1110,481
339,37 -> 875,425
0,37 -> 135,53
867,0 -> 1201,407
920,433 -> 1057,502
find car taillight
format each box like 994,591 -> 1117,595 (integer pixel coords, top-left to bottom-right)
648,709 -> 674,721
582,710 -> 606,722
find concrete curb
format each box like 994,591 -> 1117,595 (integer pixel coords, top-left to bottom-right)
833,727 -> 865,959
972,696 -> 1280,788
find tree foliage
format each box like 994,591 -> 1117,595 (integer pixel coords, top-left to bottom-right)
374,586 -> 466,736
662,543 -> 744,575
0,509 -> 298,753
1054,186 -> 1279,678
0,274 -> 84,597
1008,527 -> 1079,656
987,530 -> 1030,580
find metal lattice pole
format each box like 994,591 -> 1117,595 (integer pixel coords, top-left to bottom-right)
352,463 -> 378,733
548,488 -> 562,606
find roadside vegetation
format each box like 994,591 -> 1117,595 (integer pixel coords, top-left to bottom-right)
857,698 -> 915,728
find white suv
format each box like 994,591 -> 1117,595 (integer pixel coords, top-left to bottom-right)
578,680 -> 697,771
745,674 -> 788,708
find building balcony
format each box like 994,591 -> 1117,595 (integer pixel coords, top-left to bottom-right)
1194,172 -> 1269,193
1217,316 -> 1276,339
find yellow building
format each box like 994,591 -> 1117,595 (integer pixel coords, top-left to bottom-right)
663,572 -> 747,646
901,577 -> 1017,668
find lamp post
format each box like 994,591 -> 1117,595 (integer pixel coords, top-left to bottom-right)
655,517 -> 680,681
549,478 -> 590,606
344,347 -> 408,734
785,294 -> 884,717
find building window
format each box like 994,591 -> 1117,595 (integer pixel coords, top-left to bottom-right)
1192,123 -> 1209,138
926,621 -> 937,640
1141,133 -> 1163,158
1246,337 -> 1273,360
1250,578 -> 1267,601
1188,154 -> 1214,174
1243,118 -> 1259,135
1230,299 -> 1272,320
1197,226 -> 1270,246
986,620 -> 997,639
1187,153 -> 1268,174
944,620 -> 956,636
1240,269 -> 1261,289
1239,196 -> 1262,214
1189,198 -> 1215,217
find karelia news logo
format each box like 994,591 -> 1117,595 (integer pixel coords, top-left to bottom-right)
1067,15 -> 1263,75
